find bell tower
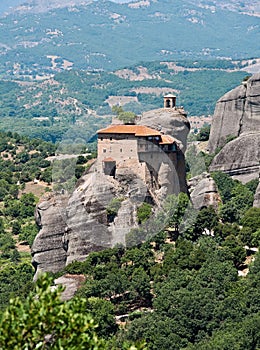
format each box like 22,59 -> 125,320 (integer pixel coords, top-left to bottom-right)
164,94 -> 176,109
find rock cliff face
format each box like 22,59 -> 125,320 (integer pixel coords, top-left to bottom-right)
32,168 -> 137,277
138,107 -> 190,151
137,106 -> 189,193
208,73 -> 260,183
208,73 -> 260,153
32,194 -> 69,279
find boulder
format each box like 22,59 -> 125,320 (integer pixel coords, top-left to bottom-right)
209,133 -> 260,183
188,172 -> 221,210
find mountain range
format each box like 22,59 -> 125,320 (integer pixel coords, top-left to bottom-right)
0,0 -> 259,77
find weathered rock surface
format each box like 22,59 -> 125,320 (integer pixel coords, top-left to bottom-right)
137,106 -> 189,194
32,194 -> 69,280
209,133 -> 260,183
254,179 -> 260,208
208,73 -> 260,182
33,159 -> 180,276
208,73 -> 260,153
54,274 -> 86,301
138,107 -> 190,151
188,172 -> 221,210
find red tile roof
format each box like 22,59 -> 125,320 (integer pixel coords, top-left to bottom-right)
159,135 -> 176,145
97,125 -> 161,137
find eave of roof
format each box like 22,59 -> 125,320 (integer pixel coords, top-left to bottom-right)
159,135 -> 177,145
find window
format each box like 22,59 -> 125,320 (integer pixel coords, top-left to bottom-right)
120,149 -> 122,152
103,149 -> 106,153
100,137 -> 103,141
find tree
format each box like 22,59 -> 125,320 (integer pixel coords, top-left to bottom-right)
137,203 -> 152,224
241,207 -> 260,232
112,106 -> 136,124
190,206 -> 219,241
196,125 -> 210,141
0,274 -> 145,349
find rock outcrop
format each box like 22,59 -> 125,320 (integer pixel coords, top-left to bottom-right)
32,157 -> 183,276
208,73 -> 260,183
32,194 -> 69,279
208,73 -> 260,153
188,172 -> 221,210
209,133 -> 260,183
138,107 -> 190,151
137,106 -> 189,193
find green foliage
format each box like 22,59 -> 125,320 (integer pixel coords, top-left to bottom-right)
106,197 -> 124,222
211,172 -> 255,224
189,206 -> 219,241
241,207 -> 260,233
185,145 -> 206,177
239,207 -> 260,247
85,297 -> 118,339
196,125 -> 210,141
0,274 -> 108,349
211,171 -> 236,203
137,203 -> 152,224
19,223 -> 39,247
0,262 -> 34,311
112,106 -> 136,124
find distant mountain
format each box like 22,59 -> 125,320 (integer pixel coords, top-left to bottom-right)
0,0 -> 259,77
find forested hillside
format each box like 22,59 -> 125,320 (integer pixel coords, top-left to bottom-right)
0,60 -> 248,142
0,0 -> 259,74
0,163 -> 259,348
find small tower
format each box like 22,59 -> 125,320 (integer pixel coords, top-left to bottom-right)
164,94 -> 176,109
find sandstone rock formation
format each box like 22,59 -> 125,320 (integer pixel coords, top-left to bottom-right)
208,73 -> 260,183
33,158 -> 180,276
188,172 -> 221,210
208,73 -> 260,153
32,194 -> 69,279
209,133 -> 260,183
137,106 -> 189,193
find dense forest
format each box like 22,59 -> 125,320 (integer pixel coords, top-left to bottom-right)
0,128 -> 259,349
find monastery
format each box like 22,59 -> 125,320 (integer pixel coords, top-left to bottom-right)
97,95 -> 186,197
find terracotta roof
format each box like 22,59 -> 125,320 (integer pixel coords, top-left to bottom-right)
159,135 -> 176,145
97,125 -> 161,137
102,157 -> 116,162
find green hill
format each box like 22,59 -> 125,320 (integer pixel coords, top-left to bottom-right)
0,0 -> 259,77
